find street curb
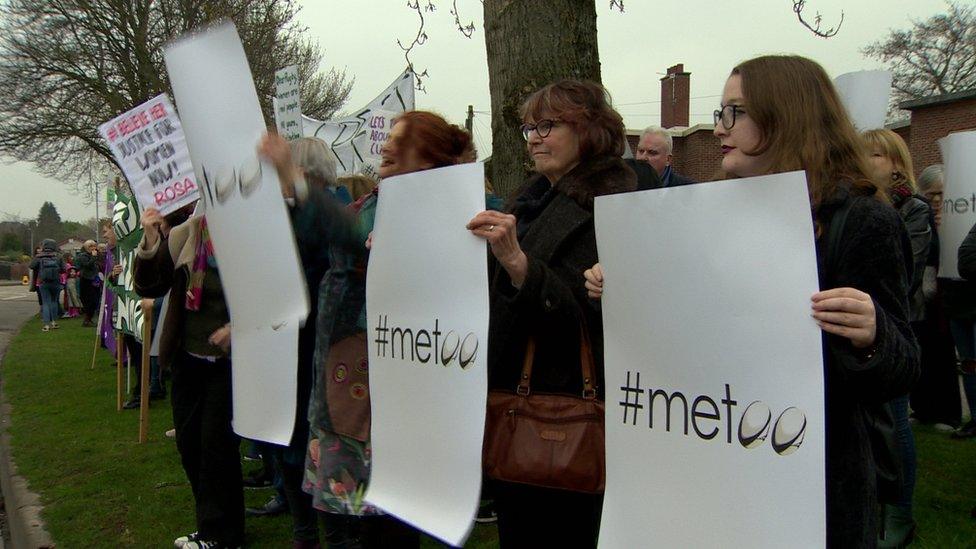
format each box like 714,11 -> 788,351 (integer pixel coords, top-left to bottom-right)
0,326 -> 56,548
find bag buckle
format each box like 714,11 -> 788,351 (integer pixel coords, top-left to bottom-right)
516,385 -> 530,396
582,388 -> 596,400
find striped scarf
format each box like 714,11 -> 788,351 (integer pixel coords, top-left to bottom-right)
185,217 -> 214,311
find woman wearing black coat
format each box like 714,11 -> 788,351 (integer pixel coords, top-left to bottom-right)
467,79 -> 636,548
587,56 -> 920,547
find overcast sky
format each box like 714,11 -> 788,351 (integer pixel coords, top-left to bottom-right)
0,0 -> 946,222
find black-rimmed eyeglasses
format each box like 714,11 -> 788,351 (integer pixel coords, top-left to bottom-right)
521,119 -> 561,141
713,105 -> 746,130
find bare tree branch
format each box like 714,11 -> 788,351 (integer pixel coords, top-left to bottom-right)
793,0 -> 843,38
0,0 -> 353,201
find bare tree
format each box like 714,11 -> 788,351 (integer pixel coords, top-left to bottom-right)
863,2 -> 976,104
0,0 -> 353,199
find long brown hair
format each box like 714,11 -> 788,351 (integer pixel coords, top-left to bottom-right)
731,55 -> 881,208
861,129 -> 917,192
393,110 -> 474,168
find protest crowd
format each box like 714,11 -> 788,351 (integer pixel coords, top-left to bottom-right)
28,46 -> 976,549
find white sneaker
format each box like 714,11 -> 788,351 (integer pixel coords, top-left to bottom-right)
165,428 -> 177,439
933,422 -> 956,433
174,531 -> 199,548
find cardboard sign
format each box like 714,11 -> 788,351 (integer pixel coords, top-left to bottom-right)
303,70 -> 415,178
364,163 -> 488,546
274,65 -> 303,141
938,131 -> 976,279
595,172 -> 826,547
834,70 -> 892,131
164,21 -> 308,444
99,94 -> 199,215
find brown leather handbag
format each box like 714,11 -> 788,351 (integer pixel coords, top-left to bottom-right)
483,328 -> 605,493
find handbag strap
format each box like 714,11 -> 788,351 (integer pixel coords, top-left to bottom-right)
516,324 -> 598,400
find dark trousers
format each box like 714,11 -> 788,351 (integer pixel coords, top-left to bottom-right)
910,316 -> 963,426
493,480 -> 603,548
79,277 -> 99,321
274,448 -> 319,542
171,352 -> 244,545
319,512 -> 419,549
122,335 -> 143,397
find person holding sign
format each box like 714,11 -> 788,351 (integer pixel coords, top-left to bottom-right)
133,208 -> 241,549
268,112 -> 475,548
468,80 -> 636,548
586,55 -> 920,547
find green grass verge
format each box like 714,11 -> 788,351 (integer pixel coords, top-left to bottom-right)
2,315 -> 975,546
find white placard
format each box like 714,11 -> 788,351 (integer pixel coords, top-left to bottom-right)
303,70 -> 414,178
164,21 -> 308,444
938,131 -> 976,279
274,65 -> 303,141
834,70 -> 892,131
364,163 -> 488,547
595,172 -> 826,548
98,94 -> 199,215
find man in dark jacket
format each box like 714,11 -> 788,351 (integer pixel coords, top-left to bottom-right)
74,239 -> 101,326
29,239 -> 65,331
635,126 -> 696,187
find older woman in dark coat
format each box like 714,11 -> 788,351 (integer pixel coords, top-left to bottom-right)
468,79 -> 636,548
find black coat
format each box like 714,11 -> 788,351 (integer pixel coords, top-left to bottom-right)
815,185 -> 920,548
487,156 -> 636,399
958,221 -> 976,281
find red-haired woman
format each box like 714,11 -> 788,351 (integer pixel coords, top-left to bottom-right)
268,111 -> 475,548
467,79 -> 636,547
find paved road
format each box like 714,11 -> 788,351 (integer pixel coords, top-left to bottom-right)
0,284 -> 38,549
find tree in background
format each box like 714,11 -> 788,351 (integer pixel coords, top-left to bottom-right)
36,202 -> 63,242
863,2 -> 976,105
0,0 -> 353,199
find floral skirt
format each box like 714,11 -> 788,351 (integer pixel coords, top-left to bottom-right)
303,425 -> 380,516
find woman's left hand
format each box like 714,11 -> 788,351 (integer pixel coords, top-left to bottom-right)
811,287 -> 877,349
467,210 -> 527,287
208,324 -> 232,353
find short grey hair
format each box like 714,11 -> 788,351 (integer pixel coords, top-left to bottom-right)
639,125 -> 673,155
918,164 -> 943,192
290,137 -> 338,189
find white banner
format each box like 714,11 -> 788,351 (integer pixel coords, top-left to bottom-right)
938,131 -> 976,279
303,71 -> 415,178
164,21 -> 308,444
98,94 -> 199,215
595,172 -> 826,548
274,65 -> 303,141
834,70 -> 892,131
364,163 -> 488,547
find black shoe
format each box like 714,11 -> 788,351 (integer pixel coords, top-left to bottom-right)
952,420 -> 976,439
475,499 -> 497,524
245,496 -> 288,517
122,398 -> 141,410
242,473 -> 272,489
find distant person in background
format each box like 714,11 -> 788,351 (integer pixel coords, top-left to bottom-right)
337,174 -> 378,203
635,125 -> 696,187
75,239 -> 100,326
30,246 -> 43,313
65,265 -> 82,318
29,239 -> 64,332
910,164 -> 961,431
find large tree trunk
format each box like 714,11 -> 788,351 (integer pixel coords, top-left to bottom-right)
483,0 -> 601,199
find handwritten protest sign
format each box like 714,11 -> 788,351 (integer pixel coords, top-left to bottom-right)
595,172 -> 825,547
365,163 -> 488,546
274,65 -> 303,141
938,131 -> 976,279
98,94 -> 198,215
303,70 -> 414,178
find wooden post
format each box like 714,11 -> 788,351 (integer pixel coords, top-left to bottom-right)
138,299 -> 153,443
116,331 -> 124,411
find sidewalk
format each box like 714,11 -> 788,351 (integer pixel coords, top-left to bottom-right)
0,301 -> 54,548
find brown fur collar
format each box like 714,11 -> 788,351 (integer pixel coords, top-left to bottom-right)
548,156 -> 637,209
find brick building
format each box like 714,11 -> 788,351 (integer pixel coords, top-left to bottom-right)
900,89 -> 976,177
627,64 -> 976,183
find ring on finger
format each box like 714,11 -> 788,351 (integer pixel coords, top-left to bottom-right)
488,225 -> 495,232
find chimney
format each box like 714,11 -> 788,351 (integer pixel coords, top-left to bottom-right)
660,63 -> 690,129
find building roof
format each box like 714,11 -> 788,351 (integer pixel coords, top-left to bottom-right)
900,88 -> 976,110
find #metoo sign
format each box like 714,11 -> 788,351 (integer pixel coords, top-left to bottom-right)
938,131 -> 976,279
99,94 -> 199,215
595,172 -> 825,548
